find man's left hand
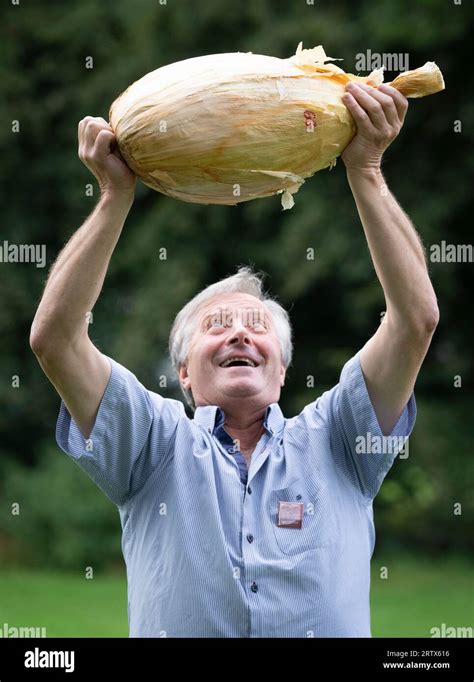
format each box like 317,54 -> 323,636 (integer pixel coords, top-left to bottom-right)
341,82 -> 408,173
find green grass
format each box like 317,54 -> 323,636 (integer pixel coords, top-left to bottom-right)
370,551 -> 474,637
0,553 -> 471,637
0,570 -> 128,637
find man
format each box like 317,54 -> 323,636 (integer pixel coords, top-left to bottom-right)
30,81 -> 439,637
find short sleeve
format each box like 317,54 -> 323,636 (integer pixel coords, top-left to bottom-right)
56,355 -> 184,506
317,351 -> 417,500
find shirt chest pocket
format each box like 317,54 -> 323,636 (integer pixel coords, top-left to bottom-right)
268,475 -> 336,555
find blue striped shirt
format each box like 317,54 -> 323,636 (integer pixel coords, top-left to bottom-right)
56,351 -> 416,637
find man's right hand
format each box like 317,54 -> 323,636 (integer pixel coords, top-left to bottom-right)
78,116 -> 136,197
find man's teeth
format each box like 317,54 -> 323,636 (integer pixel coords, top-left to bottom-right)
220,357 -> 257,368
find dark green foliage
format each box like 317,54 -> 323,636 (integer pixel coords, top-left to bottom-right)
1,0 -> 472,566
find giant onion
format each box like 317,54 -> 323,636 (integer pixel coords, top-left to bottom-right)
109,43 -> 445,209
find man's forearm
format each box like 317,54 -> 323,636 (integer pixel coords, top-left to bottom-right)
347,167 -> 439,331
30,191 -> 133,350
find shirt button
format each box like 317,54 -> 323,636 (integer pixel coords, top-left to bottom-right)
247,534 -> 254,543
250,582 -> 258,593
247,486 -> 252,494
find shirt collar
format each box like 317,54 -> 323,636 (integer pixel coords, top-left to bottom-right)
193,402 -> 284,437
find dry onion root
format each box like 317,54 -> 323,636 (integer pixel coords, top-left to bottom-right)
109,43 -> 445,210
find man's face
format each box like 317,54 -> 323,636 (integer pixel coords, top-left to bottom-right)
179,293 -> 286,409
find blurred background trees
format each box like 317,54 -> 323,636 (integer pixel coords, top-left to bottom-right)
1,0 -> 473,570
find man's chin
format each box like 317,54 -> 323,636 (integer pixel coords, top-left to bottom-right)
220,380 -> 260,398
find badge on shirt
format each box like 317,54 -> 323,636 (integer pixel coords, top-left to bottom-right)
277,501 -> 304,529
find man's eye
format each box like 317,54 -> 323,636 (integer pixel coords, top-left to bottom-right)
249,321 -> 266,331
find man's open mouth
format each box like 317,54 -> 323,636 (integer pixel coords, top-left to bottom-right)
219,356 -> 260,368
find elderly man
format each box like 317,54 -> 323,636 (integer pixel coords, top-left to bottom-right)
30,82 -> 438,638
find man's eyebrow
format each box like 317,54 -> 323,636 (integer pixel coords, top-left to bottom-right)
200,310 -> 223,327
200,308 -> 270,327
200,309 -> 230,326
202,310 -> 222,321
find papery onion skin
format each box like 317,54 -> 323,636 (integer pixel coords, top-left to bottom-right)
109,43 -> 445,210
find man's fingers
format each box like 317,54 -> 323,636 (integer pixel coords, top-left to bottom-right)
83,120 -> 106,149
78,116 -> 105,139
93,129 -> 115,158
357,83 -> 401,128
343,92 -> 376,133
378,84 -> 409,123
78,117 -> 94,156
346,83 -> 394,129
78,117 -> 112,151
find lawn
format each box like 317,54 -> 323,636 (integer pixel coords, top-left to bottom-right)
0,570 -> 128,637
0,552 -> 471,637
370,551 -> 473,637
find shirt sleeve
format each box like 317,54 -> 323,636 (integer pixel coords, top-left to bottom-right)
315,350 -> 417,500
56,355 -> 184,506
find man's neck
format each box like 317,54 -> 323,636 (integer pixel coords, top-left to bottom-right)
223,409 -> 267,464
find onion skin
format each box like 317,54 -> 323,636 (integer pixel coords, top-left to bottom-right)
109,43 -> 445,210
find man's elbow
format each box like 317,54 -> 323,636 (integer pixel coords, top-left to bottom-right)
29,319 -> 60,360
408,304 -> 440,338
29,325 -> 43,357
29,318 -> 49,357
430,306 -> 440,332
421,304 -> 440,335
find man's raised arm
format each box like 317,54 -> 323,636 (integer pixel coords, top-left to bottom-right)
30,116 -> 136,439
341,82 -> 439,436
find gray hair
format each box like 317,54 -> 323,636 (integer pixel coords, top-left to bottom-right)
168,265 -> 293,411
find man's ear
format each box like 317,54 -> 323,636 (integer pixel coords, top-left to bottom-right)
179,364 -> 191,390
280,364 -> 286,387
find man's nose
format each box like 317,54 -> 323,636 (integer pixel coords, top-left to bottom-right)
228,323 -> 251,344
